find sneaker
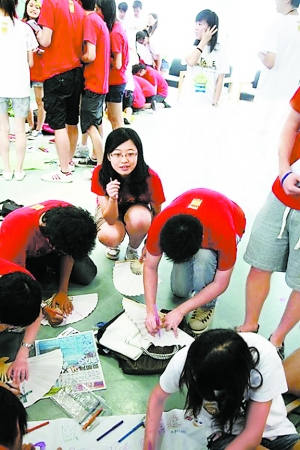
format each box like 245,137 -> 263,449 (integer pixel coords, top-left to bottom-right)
49,138 -> 55,144
14,170 -> 26,181
162,100 -> 171,108
124,118 -> 131,125
75,157 -> 97,168
105,246 -> 120,260
58,160 -> 75,172
151,100 -> 156,112
41,169 -> 73,183
8,134 -> 15,142
125,245 -> 139,260
189,308 -> 214,334
28,130 -> 43,140
74,144 -> 90,158
268,335 -> 285,360
2,171 -> 13,181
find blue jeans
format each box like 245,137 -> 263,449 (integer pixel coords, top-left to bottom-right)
170,249 -> 218,309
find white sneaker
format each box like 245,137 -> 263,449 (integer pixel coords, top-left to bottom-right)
28,130 -> 43,140
2,171 -> 13,181
41,169 -> 73,183
74,144 -> 90,158
188,308 -> 214,334
105,246 -> 120,260
125,245 -> 139,260
58,160 -> 75,172
14,170 -> 26,181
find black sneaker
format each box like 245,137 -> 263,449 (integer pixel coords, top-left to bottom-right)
124,118 -> 131,125
151,100 -> 156,112
162,100 -> 171,108
75,157 -> 97,168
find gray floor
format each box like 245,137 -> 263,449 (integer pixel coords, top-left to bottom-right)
1,91 -> 300,424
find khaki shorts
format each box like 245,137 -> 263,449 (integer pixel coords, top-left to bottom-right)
244,192 -> 300,291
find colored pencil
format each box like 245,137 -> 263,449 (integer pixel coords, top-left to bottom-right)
96,420 -> 124,441
82,408 -> 103,431
26,421 -> 50,434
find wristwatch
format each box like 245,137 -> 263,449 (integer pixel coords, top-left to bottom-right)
21,341 -> 34,350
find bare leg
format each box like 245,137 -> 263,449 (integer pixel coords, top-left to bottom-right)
270,289 -> 300,347
87,125 -> 103,164
107,102 -> 123,129
237,267 -> 272,332
27,107 -> 34,130
81,132 -> 88,146
14,116 -> 26,173
34,86 -> 45,131
66,124 -> 78,160
0,112 -> 11,173
283,348 -> 300,396
54,128 -> 70,172
124,205 -> 152,248
97,221 -> 126,247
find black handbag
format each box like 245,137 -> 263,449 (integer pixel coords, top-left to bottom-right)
0,199 -> 23,217
97,311 -> 189,375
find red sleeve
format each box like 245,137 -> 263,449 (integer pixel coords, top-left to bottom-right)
91,165 -> 106,196
38,0 -> 55,30
0,258 -> 33,277
111,27 -> 123,54
147,168 -> 166,206
83,14 -> 97,45
290,87 -> 300,113
0,214 -> 30,267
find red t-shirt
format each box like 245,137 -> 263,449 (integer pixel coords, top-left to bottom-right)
83,12 -> 110,94
272,87 -> 300,210
133,76 -> 145,108
22,22 -> 45,82
145,66 -> 168,97
0,258 -> 32,277
134,75 -> 155,98
38,0 -> 84,79
0,200 -> 71,267
146,188 -> 246,271
91,165 -> 165,210
109,21 -> 129,86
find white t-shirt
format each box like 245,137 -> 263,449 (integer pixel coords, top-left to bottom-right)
160,333 -> 297,439
255,14 -> 300,104
0,17 -> 38,98
182,43 -> 229,105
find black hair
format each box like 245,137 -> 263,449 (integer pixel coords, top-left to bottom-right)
160,214 -> 203,263
22,0 -> 41,21
179,329 -> 262,433
99,127 -> 150,199
40,206 -> 97,260
96,0 -> 116,31
0,0 -> 17,22
132,62 -> 146,74
147,12 -> 158,35
291,0 -> 300,7
81,0 -> 96,11
0,386 -> 28,447
0,272 -> 41,326
194,9 -> 219,52
133,0 -> 142,8
118,1 -> 127,11
136,30 -> 147,41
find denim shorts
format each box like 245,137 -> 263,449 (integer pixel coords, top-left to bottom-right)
0,97 -> 30,118
244,191 -> 300,291
31,81 -> 43,88
80,90 -> 105,134
208,432 -> 300,450
43,67 -> 83,129
106,83 -> 126,103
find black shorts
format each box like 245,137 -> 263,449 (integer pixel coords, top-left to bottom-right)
43,67 -> 83,130
145,95 -> 155,103
80,90 -> 105,134
106,83 -> 126,103
123,90 -> 133,110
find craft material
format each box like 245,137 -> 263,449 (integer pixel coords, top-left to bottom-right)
154,305 -> 161,337
96,420 -> 124,441
118,416 -> 145,443
26,421 -> 50,434
82,408 -> 103,430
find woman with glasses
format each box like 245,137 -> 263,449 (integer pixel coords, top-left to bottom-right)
91,128 -> 165,260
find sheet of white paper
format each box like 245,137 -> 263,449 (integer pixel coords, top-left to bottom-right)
41,293 -> 98,326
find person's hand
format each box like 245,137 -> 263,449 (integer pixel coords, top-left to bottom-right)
282,172 -> 300,196
0,381 -> 20,396
163,309 -> 184,338
106,179 -> 120,200
43,305 -> 65,327
7,355 -> 29,383
22,445 -> 36,450
51,292 -> 73,315
145,311 -> 161,336
200,25 -> 218,47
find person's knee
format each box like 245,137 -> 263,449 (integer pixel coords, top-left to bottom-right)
71,257 -> 97,285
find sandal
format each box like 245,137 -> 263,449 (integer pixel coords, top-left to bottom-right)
234,324 -> 260,333
105,246 -> 120,260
